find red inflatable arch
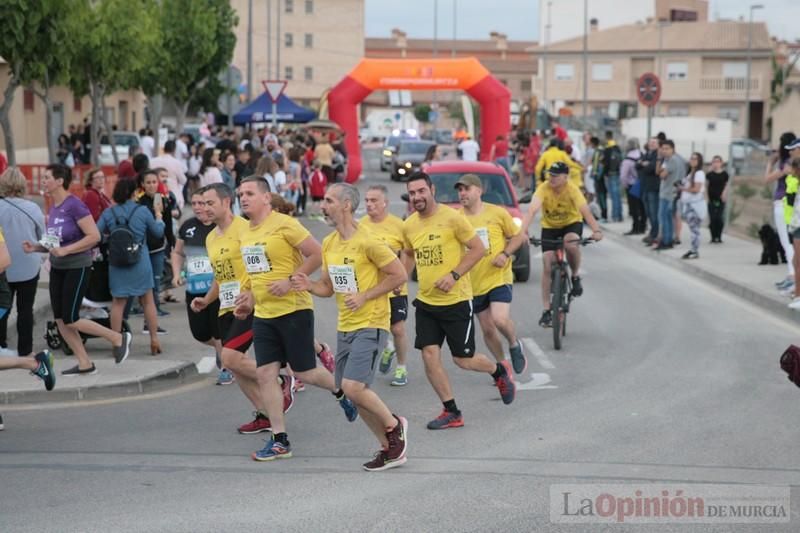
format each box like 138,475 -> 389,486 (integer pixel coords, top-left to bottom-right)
328,58 -> 511,183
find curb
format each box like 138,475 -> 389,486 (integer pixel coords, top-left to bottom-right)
602,228 -> 800,324
0,361 -> 203,405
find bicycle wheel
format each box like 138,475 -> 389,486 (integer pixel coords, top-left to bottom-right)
551,268 -> 564,350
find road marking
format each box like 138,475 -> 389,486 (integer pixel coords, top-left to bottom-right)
522,337 -> 555,369
516,372 -> 558,390
195,357 -> 217,375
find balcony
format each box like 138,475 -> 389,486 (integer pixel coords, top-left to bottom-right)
697,76 -> 765,100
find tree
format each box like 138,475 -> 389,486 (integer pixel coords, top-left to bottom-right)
0,0 -> 69,165
157,0 -> 238,134
68,0 -> 159,165
414,104 -> 432,124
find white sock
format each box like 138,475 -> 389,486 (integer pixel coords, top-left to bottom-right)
397,364 -> 406,371
385,339 -> 395,352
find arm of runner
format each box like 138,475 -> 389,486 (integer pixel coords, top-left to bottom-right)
345,257 -> 406,312
190,280 -> 218,313
52,215 -> 100,257
492,214 -> 525,268
170,239 -> 186,287
233,290 -> 254,319
290,271 -> 333,297
270,235 -> 322,297
434,234 -> 484,293
400,248 -> 415,276
578,204 -> 603,241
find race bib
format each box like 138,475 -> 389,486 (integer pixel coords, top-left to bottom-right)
242,245 -> 271,273
219,281 -> 241,309
328,265 -> 357,294
475,227 -> 490,252
40,234 -> 60,250
187,256 -> 213,275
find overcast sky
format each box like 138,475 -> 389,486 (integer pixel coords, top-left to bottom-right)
365,0 -> 799,42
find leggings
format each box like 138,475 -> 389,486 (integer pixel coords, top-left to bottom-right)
49,266 -> 90,325
684,204 -> 702,253
0,274 -> 39,355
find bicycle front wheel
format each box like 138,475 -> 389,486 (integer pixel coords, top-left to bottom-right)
551,268 -> 564,350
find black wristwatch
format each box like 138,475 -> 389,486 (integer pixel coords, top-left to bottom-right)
450,271 -> 461,281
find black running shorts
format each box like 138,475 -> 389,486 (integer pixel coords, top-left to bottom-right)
186,292 -> 221,343
390,295 -> 408,325
219,311 -> 254,353
252,309 -> 316,372
413,299 -> 476,358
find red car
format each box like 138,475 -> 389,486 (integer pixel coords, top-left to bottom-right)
402,160 -> 530,282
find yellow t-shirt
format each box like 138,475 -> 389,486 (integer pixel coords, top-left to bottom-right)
205,216 -> 250,316
239,211 -> 314,319
402,204 -> 476,306
534,147 -> 583,188
534,181 -> 587,229
359,213 -> 407,296
460,203 -> 520,295
0,227 -> 4,243
322,226 -> 398,332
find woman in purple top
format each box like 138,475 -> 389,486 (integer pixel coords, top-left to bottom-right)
22,164 -> 132,376
765,132 -> 797,288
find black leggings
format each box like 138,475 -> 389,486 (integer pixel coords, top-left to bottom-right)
49,266 -> 91,325
0,274 -> 39,355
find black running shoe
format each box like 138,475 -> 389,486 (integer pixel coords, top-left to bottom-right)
62,363 -> 97,376
33,350 -> 56,391
571,276 -> 583,297
539,310 -> 552,328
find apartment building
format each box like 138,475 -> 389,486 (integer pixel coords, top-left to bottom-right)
531,20 -> 773,139
230,0 -> 365,109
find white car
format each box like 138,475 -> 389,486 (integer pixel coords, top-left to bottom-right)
98,131 -> 141,165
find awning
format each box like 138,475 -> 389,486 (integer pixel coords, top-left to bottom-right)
233,92 -> 316,125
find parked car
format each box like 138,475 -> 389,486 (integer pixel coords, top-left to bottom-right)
391,140 -> 435,181
401,160 -> 530,282
98,131 -> 141,165
730,138 -> 769,176
380,129 -> 419,171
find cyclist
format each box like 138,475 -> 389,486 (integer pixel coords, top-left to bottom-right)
519,162 -> 603,328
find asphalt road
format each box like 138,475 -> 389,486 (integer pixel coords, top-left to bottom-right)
1,148 -> 798,532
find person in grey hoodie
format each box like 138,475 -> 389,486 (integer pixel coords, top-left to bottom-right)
620,139 -> 645,235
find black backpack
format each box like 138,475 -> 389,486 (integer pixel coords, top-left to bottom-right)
107,205 -> 144,267
605,145 -> 622,173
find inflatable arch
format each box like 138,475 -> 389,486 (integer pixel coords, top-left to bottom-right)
328,58 -> 512,183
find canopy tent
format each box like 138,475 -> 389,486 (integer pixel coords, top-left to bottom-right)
233,92 -> 316,125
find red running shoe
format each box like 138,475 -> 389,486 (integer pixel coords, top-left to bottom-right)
281,374 -> 295,413
238,412 -> 271,434
426,410 -> 464,430
317,342 -> 335,373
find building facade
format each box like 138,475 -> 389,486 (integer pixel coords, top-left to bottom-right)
229,0 -> 365,109
531,21 -> 772,140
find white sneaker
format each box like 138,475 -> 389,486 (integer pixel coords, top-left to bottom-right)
0,347 -> 18,357
789,297 -> 800,310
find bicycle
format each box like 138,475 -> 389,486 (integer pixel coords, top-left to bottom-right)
529,236 -> 594,350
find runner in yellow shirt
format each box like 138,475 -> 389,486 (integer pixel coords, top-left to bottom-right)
292,183 -> 408,471
361,184 -> 411,386
456,174 -> 528,375
401,172 -> 515,431
519,162 -> 603,328
191,183 -> 294,435
233,176 -> 357,462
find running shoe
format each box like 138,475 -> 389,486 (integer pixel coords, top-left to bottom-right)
142,325 -> 168,335
238,412 -> 272,434
61,363 -> 97,376
252,438 -> 292,461
338,395 -> 358,422
789,297 -> 800,310
316,343 -> 335,373
391,367 -> 408,386
32,350 -> 56,391
113,331 -> 132,364
495,367 -> 516,405
362,450 -> 390,472
281,375 -> 296,413
293,378 -> 305,392
571,276 -> 583,297
379,346 -> 395,374
385,415 -> 408,462
777,278 -> 795,291
0,413 -> 4,431
216,368 -> 235,385
509,340 -> 527,375
426,410 -> 464,430
681,251 -> 699,260
538,310 -> 552,328
157,309 -> 171,317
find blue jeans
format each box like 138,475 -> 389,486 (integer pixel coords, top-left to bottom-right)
606,173 -> 622,221
495,157 -> 511,177
659,198 -> 674,246
643,191 -> 660,239
149,250 -> 166,311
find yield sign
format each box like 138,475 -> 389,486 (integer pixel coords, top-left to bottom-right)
262,80 -> 287,103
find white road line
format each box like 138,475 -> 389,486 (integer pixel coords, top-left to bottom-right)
516,372 -> 558,390
195,356 -> 217,375
522,337 -> 555,369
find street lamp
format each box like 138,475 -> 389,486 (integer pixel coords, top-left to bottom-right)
744,3 -> 764,140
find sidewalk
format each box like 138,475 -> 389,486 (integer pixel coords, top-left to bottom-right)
601,219 -> 800,323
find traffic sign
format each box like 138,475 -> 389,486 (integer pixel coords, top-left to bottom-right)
262,80 -> 287,103
637,73 -> 661,107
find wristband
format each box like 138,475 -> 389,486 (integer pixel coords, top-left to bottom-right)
501,250 -> 511,258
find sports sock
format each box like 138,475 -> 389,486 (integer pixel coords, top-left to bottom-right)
274,432 -> 289,446
443,399 -> 459,414
491,363 -> 506,380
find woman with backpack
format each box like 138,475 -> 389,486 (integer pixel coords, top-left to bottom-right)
97,177 -> 165,355
22,164 -> 132,375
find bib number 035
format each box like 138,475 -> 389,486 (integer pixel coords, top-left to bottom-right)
328,265 -> 357,293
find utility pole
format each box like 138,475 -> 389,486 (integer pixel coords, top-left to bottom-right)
247,0 -> 253,102
432,0 -> 439,130
276,0 -> 281,80
451,0 -> 456,58
581,0 -> 588,122
267,0 -> 272,81
542,1 -> 552,114
745,4 -> 764,140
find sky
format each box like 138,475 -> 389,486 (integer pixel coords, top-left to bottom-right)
365,0 -> 799,42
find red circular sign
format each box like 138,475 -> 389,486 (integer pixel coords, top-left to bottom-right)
637,73 -> 661,107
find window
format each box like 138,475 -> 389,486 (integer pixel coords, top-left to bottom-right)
304,66 -> 313,81
718,105 -> 741,123
285,33 -> 293,47
73,96 -> 82,112
520,79 -> 532,92
23,89 -> 34,111
554,63 -> 574,81
304,33 -> 313,48
305,0 -> 313,14
666,62 -> 688,81
285,66 -> 293,80
667,105 -> 689,117
723,62 -> 747,78
670,9 -> 698,21
285,0 -> 293,13
591,63 -> 613,81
